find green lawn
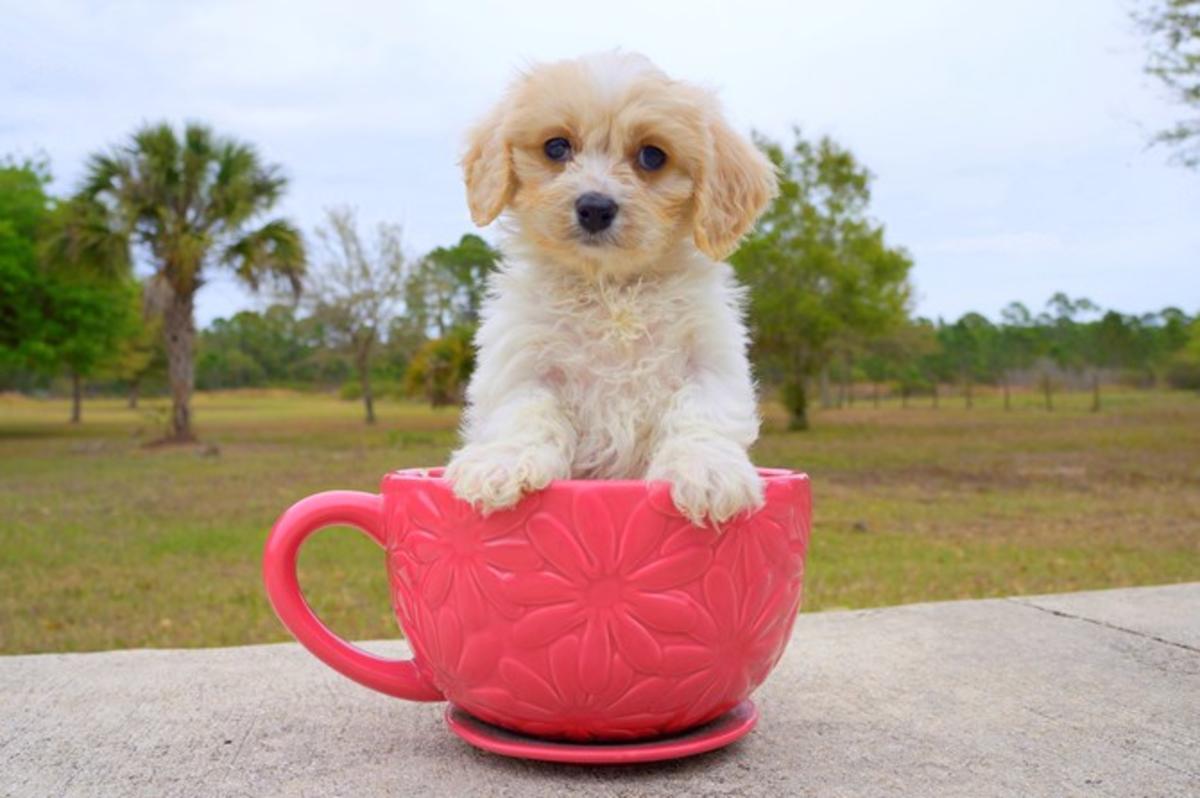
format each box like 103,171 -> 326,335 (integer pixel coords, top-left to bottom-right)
1,387 -> 1197,654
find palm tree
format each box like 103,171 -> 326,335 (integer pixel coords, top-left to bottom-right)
80,122 -> 305,441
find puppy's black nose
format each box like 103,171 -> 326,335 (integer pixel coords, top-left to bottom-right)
575,192 -> 618,233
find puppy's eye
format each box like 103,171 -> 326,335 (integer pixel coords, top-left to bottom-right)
543,137 -> 572,162
637,145 -> 667,171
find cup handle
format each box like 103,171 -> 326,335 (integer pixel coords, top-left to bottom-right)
263,490 -> 444,701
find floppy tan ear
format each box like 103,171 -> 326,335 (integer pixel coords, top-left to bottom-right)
461,104 -> 515,226
692,117 -> 778,260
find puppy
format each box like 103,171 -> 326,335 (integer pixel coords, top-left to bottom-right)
445,52 -> 777,527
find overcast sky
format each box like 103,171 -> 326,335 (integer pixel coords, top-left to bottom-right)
3,0 -> 1196,327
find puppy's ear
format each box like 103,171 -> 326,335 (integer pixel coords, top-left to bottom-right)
692,117 -> 777,260
461,104 -> 515,226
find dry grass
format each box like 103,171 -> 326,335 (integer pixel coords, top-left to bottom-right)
1,388 -> 1197,654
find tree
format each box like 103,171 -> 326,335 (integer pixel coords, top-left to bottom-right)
858,341 -> 892,408
0,160 -> 136,422
403,233 -> 500,339
939,313 -> 997,409
42,200 -> 141,421
305,207 -> 407,424
1037,294 -> 1099,410
1136,0 -> 1200,167
1167,316 -> 1200,388
404,326 -> 475,407
397,233 -> 501,407
914,321 -> 954,409
883,319 -> 939,407
997,302 -> 1039,410
731,130 -> 913,429
420,234 -> 500,332
42,275 -> 138,422
830,336 -> 863,408
78,122 -> 304,441
0,159 -> 56,370
1087,310 -> 1149,409
1136,307 -> 1192,383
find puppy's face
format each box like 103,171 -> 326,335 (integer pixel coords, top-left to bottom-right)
462,54 -> 777,275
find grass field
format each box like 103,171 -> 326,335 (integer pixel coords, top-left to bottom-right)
1,388 -> 1198,654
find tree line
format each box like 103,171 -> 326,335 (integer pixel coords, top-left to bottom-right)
139,290 -> 1200,417
2,122 -> 1198,437
821,297 -> 1196,417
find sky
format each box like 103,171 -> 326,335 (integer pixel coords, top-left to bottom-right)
2,0 -> 1196,327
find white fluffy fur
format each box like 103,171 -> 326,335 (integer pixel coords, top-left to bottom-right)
446,53 -> 776,527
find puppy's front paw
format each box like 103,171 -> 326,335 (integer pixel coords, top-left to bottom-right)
647,439 -> 764,529
446,441 -> 569,514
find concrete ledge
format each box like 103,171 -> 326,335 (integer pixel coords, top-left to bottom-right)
2,583 -> 1198,797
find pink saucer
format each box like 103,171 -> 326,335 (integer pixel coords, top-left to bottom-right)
444,700 -> 758,765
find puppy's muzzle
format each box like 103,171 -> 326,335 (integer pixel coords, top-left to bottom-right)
575,192 -> 618,234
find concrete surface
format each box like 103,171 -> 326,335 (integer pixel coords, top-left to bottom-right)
2,583 -> 1197,798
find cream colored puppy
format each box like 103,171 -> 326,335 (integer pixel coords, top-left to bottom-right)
445,52 -> 777,527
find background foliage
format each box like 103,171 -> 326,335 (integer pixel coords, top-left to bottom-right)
1,120 -> 1197,430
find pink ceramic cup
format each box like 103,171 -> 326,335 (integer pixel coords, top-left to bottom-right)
263,467 -> 811,741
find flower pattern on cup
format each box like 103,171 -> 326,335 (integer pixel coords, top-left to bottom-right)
652,560 -> 801,730
395,489 -> 542,627
463,634 -> 682,741
407,601 -> 503,699
503,492 -> 712,693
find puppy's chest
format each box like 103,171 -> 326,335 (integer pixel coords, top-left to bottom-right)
537,289 -> 692,394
